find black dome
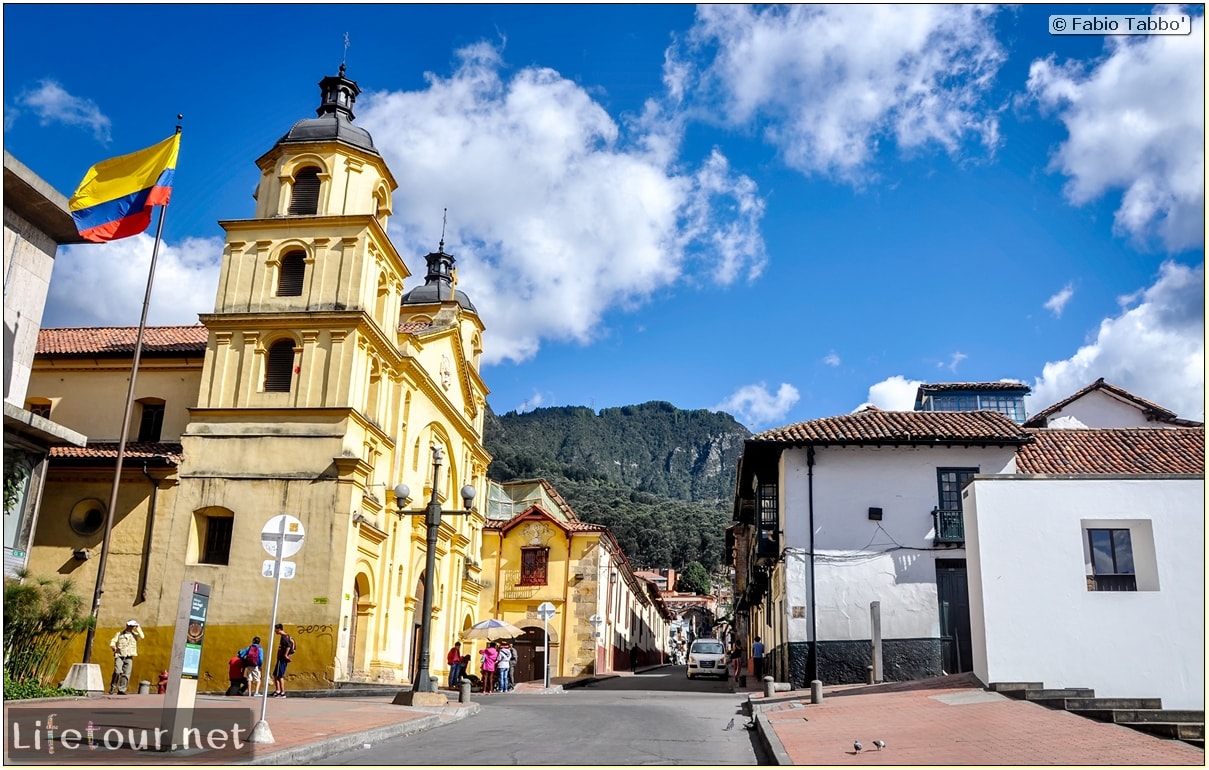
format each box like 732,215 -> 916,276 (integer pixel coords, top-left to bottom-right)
276,65 -> 377,155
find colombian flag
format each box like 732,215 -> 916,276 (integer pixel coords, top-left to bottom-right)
69,133 -> 180,242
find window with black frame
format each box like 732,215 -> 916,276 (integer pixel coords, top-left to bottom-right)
1087,528 -> 1137,591
520,547 -> 548,586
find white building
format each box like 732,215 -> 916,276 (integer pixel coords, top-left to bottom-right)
732,380 -> 1204,698
966,418 -> 1205,709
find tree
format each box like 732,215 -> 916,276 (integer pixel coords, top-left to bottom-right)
675,561 -> 711,595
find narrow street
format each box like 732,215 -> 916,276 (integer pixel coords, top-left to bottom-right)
329,667 -> 764,765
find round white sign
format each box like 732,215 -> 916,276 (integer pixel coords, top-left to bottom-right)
537,601 -> 556,620
261,515 -> 306,558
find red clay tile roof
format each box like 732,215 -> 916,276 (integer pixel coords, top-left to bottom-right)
49,442 -> 183,465
399,321 -> 433,334
1023,378 -> 1200,427
753,410 -> 1031,445
38,326 -> 208,356
1017,428 -> 1205,475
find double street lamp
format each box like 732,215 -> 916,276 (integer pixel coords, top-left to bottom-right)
392,446 -> 475,703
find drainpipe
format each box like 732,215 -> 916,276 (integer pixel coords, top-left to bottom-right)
136,463 -> 159,604
807,445 -> 818,685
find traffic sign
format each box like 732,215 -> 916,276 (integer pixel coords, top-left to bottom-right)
537,601 -> 556,620
261,515 -> 305,558
261,560 -> 296,579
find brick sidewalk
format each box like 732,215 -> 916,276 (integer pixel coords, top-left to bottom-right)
751,677 -> 1205,765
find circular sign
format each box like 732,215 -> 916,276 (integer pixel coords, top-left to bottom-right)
261,515 -> 306,558
537,601 -> 556,620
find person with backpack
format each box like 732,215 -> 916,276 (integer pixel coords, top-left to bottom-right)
496,641 -> 513,693
271,623 -> 296,698
239,636 -> 264,697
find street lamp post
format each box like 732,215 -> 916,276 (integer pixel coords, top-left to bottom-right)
390,446 -> 475,706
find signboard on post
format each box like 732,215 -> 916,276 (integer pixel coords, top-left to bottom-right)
537,602 -> 556,689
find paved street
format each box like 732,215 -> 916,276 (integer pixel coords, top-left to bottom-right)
329,666 -> 763,766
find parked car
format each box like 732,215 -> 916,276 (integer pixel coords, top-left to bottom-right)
685,638 -> 727,679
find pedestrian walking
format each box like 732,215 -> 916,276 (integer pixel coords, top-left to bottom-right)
240,636 -> 264,696
108,619 -> 144,695
752,636 -> 765,679
447,641 -> 464,688
629,644 -> 639,672
271,623 -> 296,697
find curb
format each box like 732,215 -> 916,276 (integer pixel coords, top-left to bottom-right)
242,702 -> 480,765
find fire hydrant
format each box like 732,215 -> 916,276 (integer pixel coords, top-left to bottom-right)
157,671 -> 169,694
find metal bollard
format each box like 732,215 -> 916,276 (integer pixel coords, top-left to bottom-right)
458,680 -> 471,703
138,680 -> 151,694
763,675 -> 775,698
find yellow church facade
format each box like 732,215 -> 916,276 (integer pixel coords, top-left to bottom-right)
26,67 -> 491,692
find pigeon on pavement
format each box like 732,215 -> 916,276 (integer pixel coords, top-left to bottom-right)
724,718 -> 734,731
873,740 -> 885,751
854,740 -> 863,753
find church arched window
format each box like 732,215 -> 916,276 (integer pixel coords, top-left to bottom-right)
265,339 -> 296,392
288,167 -> 321,215
278,250 -> 305,297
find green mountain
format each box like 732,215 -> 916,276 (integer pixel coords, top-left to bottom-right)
484,401 -> 751,573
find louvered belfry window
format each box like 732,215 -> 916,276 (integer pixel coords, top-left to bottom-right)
265,340 -> 296,392
288,167 -> 321,215
278,251 -> 305,297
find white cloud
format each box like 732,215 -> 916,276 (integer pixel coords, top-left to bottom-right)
44,235 -> 222,327
823,352 -> 841,367
1028,261 -> 1205,421
1044,284 -> 1075,317
942,352 -> 968,372
670,4 -> 1005,181
1026,8 -> 1205,250
359,42 -> 767,366
713,382 -> 800,428
14,79 -> 111,142
866,375 -> 923,411
515,392 -> 545,414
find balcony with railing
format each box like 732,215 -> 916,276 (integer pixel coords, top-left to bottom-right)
931,508 -> 964,546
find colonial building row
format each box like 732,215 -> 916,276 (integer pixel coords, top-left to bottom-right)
12,66 -> 669,692
729,380 -> 1204,710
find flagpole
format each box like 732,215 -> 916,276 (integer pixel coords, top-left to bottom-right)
81,122 -> 182,666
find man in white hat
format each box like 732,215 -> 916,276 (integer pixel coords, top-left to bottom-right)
108,619 -> 144,695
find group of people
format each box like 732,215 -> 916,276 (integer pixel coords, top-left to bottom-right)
727,635 -> 766,685
447,639 -> 519,693
226,624 -> 295,698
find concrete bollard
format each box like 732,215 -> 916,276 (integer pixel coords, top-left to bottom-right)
763,676 -> 775,698
138,680 -> 151,694
458,680 -> 472,703
866,665 -> 874,685
811,679 -> 823,704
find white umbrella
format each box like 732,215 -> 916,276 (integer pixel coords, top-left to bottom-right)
461,618 -> 524,641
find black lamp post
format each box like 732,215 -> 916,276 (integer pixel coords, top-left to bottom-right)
393,446 -> 475,699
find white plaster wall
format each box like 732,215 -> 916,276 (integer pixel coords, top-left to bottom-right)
965,476 -> 1204,709
3,209 -> 57,406
1042,390 -> 1156,428
780,444 -> 1016,642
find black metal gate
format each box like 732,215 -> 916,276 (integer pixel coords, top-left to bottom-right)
936,558 -> 972,674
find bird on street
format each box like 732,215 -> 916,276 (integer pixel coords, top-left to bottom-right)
873,739 -> 885,751
724,718 -> 734,731
854,740 -> 863,753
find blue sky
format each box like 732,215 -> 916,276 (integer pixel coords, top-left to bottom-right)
4,4 -> 1204,429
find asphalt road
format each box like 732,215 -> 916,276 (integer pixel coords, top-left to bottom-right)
329,666 -> 764,765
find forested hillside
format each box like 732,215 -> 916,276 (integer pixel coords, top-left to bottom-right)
484,402 -> 750,573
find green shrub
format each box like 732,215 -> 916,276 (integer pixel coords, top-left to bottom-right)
2,670 -> 85,700
3,571 -> 92,689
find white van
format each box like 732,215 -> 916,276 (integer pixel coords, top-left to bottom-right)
685,638 -> 727,679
